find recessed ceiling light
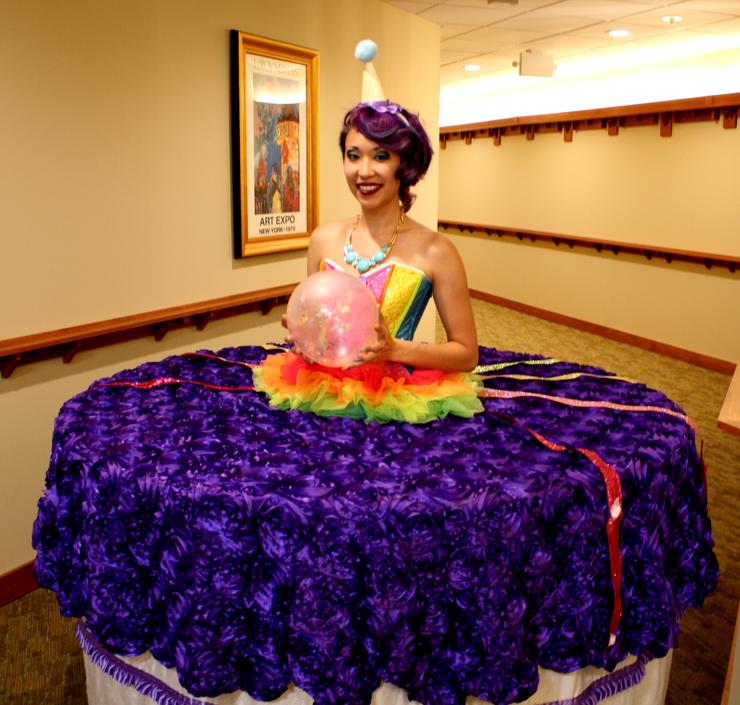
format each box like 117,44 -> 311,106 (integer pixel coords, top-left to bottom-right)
464,64 -> 481,72
661,15 -> 683,25
607,28 -> 630,38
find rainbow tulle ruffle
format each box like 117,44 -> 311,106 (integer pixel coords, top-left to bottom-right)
252,351 -> 483,424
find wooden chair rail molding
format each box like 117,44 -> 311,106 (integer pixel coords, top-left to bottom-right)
438,220 -> 740,273
439,93 -> 740,146
0,284 -> 297,379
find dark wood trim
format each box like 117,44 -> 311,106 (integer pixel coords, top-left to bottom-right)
439,93 -> 740,146
439,220 -> 740,274
718,363 -> 740,437
0,284 -> 297,379
0,560 -> 38,606
229,29 -> 244,260
470,289 -> 735,376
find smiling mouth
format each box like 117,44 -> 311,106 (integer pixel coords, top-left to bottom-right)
357,183 -> 381,195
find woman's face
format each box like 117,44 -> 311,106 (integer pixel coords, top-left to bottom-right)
343,129 -> 401,211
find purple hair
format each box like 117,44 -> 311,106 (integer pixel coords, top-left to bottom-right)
339,101 -> 434,212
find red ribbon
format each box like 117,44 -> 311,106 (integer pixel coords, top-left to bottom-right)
489,416 -> 623,647
103,378 -> 254,392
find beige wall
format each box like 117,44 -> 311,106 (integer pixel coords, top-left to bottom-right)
0,0 -> 440,574
439,122 -> 740,362
1,0 -> 440,338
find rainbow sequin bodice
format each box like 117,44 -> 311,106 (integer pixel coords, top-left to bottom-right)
321,259 -> 433,341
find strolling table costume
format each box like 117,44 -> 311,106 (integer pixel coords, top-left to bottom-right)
32,36 -> 717,705
33,255 -> 718,705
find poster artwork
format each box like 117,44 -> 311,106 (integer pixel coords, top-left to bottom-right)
254,102 -> 300,220
232,31 -> 317,257
247,57 -> 307,240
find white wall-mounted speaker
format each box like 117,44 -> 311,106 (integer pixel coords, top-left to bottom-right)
514,50 -> 555,77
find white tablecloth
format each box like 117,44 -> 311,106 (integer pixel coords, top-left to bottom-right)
83,646 -> 671,705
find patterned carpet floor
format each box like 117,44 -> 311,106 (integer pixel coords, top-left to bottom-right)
1,298 -> 738,705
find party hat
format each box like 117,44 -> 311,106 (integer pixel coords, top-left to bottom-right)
355,39 -> 385,103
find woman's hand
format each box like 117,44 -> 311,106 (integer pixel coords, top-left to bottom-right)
354,312 -> 398,365
282,312 -> 320,364
281,313 -> 294,349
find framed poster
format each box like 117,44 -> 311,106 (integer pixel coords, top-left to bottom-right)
230,31 -> 319,258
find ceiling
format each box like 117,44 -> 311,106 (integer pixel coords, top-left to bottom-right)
383,0 -> 740,85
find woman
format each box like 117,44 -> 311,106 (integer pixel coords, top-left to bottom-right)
268,102 -> 482,424
305,102 -> 479,373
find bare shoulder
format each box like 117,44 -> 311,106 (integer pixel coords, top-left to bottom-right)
427,229 -> 460,261
403,218 -> 453,249
307,218 -> 353,273
310,218 -> 351,246
308,218 -> 352,258
402,219 -> 462,271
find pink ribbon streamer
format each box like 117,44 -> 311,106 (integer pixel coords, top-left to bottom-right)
182,351 -> 257,369
478,387 -> 696,430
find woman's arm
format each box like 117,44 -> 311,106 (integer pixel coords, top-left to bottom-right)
357,235 -> 479,372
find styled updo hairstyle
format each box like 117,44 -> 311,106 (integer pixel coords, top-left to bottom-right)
339,101 -> 433,213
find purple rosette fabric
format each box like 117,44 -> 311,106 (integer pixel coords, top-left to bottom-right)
32,345 -> 718,705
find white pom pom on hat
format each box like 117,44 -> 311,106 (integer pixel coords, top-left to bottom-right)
354,39 -> 377,62
355,39 -> 385,103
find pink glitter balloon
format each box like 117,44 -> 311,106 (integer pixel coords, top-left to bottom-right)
286,270 -> 379,368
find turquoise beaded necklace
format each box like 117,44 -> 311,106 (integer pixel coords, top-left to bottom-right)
344,211 -> 405,274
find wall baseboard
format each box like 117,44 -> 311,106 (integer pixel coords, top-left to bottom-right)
471,290 -> 735,375
0,559 -> 38,607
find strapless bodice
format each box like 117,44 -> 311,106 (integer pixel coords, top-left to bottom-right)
321,259 -> 433,341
